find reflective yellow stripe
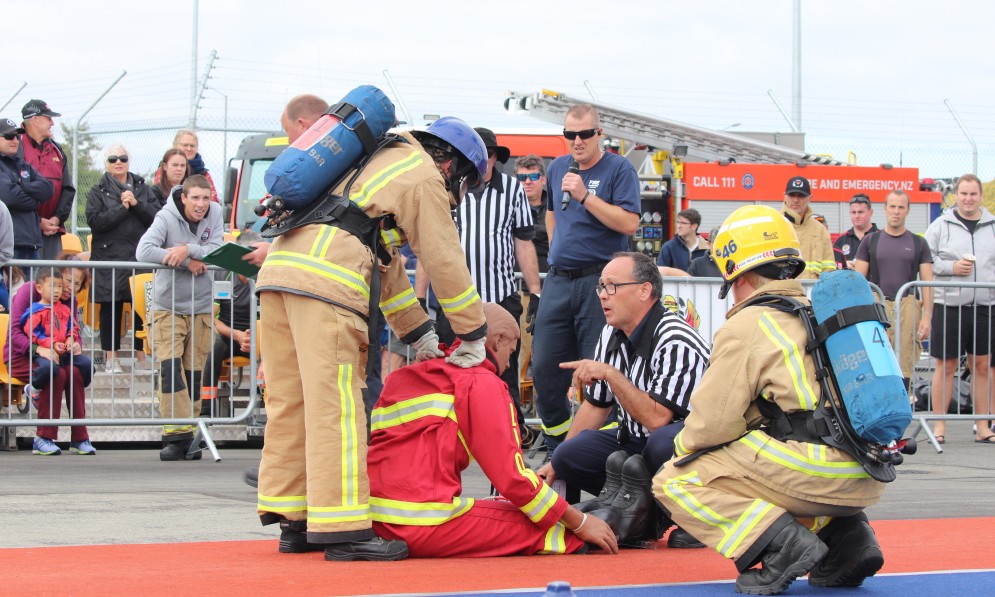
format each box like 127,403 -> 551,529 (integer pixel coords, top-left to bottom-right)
310,225 -> 337,257
369,496 -> 474,525
338,364 -> 361,506
818,260 -> 837,273
380,227 -> 403,248
258,494 -> 308,513
673,430 -> 690,458
307,503 -> 370,524
380,287 -> 418,316
350,151 -> 424,208
266,251 -> 370,299
437,285 -> 481,315
810,516 -> 832,533
716,499 -> 776,557
599,421 -> 619,431
739,430 -> 869,478
758,312 -> 817,410
541,417 -> 572,437
163,424 -> 196,435
661,471 -> 733,531
521,483 -> 559,524
540,522 -> 569,554
371,393 -> 456,432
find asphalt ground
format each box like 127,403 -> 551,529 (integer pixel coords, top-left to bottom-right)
2,419 -> 994,549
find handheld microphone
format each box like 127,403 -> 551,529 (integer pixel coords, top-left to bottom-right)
561,160 -> 579,210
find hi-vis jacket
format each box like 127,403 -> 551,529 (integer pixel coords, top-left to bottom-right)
783,203 -> 836,279
673,280 -> 884,507
257,131 -> 486,342
367,346 -> 567,531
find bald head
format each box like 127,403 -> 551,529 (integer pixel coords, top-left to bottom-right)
281,94 -> 329,144
483,303 -> 520,374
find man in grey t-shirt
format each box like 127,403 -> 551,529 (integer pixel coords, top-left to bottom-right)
854,190 -> 933,391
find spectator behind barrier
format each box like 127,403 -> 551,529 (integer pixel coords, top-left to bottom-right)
656,208 -> 707,272
86,143 -> 161,373
152,148 -> 190,207
136,174 -> 224,461
6,256 -> 94,455
924,173 -> 995,444
166,130 -> 219,203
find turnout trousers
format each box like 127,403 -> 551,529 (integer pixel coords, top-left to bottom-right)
153,311 -> 212,437
654,446 -> 877,570
374,500 -> 585,558
257,291 -> 373,543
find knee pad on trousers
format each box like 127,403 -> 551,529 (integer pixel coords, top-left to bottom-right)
160,358 -> 186,393
186,370 -> 202,396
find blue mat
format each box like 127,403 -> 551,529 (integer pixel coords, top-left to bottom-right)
421,570 -> 995,596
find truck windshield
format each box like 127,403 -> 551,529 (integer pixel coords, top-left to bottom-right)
237,158 -> 274,230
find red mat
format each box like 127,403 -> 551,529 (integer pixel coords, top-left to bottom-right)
2,518 -> 994,596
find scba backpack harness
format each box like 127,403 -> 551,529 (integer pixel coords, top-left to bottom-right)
743,270 -> 916,483
258,86 -> 405,377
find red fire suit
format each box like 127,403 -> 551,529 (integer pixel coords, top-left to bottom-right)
368,346 -> 585,557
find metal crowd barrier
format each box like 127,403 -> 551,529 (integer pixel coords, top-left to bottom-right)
0,259 -> 260,460
892,280 -> 995,453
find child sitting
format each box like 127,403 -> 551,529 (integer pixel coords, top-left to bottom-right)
21,268 -> 95,456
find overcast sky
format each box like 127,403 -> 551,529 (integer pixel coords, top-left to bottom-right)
5,0 -> 994,179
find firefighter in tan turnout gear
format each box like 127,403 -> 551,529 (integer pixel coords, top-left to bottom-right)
255,116 -> 489,561
653,205 -> 886,595
782,176 -> 835,279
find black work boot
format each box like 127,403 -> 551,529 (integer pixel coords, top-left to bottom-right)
278,521 -> 323,554
159,436 -> 193,461
324,535 -> 409,561
808,513 -> 883,587
735,521 -> 829,595
244,463 -> 259,488
608,454 -> 655,547
667,526 -> 706,549
577,450 -> 629,513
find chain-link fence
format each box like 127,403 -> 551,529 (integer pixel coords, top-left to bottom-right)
7,56 -> 992,241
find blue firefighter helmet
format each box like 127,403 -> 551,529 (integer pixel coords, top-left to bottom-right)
412,116 -> 488,205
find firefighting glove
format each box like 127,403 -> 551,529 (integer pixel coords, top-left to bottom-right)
411,330 -> 445,362
525,293 -> 540,335
446,337 -> 487,368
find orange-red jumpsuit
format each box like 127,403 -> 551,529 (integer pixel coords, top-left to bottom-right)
368,347 -> 585,557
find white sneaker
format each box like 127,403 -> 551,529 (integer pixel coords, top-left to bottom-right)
106,361 -> 124,374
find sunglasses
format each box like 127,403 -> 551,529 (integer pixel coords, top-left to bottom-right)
2,133 -> 19,141
563,128 -> 599,141
850,195 -> 871,205
516,172 -> 542,182
107,155 -> 129,164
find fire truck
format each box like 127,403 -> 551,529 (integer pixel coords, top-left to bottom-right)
503,89 -> 942,257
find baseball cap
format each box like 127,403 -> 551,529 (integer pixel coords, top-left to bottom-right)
473,127 -> 510,164
0,118 -> 25,137
785,176 -> 811,197
21,99 -> 61,120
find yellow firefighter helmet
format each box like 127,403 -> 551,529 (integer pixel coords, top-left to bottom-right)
713,205 -> 805,299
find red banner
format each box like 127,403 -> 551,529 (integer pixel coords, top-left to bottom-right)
683,163 -> 938,204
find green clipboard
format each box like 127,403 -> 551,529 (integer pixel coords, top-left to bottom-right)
202,243 -> 260,278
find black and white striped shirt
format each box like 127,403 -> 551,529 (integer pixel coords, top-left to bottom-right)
455,172 -> 535,302
588,302 -> 710,439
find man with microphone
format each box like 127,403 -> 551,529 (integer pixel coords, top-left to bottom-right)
532,104 -> 641,455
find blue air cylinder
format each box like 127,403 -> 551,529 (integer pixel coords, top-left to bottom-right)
264,85 -> 396,210
811,269 -> 912,445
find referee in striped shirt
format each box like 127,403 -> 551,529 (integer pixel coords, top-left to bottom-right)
453,128 -> 542,406
537,252 -> 709,513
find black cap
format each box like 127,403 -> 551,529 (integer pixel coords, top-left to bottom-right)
21,99 -> 61,120
785,176 -> 811,197
473,127 -> 510,164
0,118 -> 25,137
